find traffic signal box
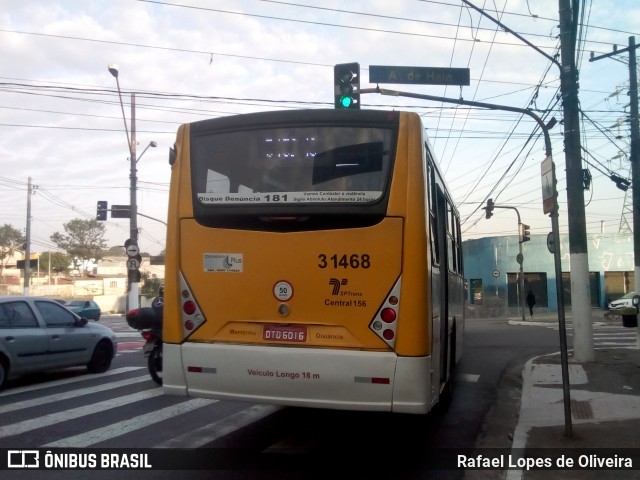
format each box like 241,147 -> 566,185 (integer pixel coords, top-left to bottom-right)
484,198 -> 494,219
334,63 -> 360,109
96,201 -> 108,221
520,224 -> 531,243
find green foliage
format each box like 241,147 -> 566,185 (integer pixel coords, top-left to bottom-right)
140,272 -> 163,298
0,224 -> 26,280
106,245 -> 126,256
38,251 -> 72,274
50,219 -> 107,275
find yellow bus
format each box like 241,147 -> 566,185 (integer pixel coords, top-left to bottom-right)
163,109 -> 464,414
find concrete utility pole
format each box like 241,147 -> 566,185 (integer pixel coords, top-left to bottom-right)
630,39 -> 640,296
129,93 -> 139,310
591,36 -> 640,348
23,176 -> 32,296
462,0 -> 593,361
559,0 -> 594,362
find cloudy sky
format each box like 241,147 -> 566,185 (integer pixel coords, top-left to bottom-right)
1,0 -> 639,257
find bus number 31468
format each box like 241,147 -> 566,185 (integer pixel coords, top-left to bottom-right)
318,254 -> 371,269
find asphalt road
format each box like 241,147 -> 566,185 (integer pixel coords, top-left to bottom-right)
1,315 -> 565,479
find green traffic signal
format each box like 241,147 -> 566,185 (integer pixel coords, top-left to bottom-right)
340,96 -> 353,108
334,62 -> 360,109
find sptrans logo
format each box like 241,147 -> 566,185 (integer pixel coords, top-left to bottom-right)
329,278 -> 348,295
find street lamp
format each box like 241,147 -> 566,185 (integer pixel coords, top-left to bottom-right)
108,64 -> 156,310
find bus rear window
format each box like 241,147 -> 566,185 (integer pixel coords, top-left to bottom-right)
192,125 -> 393,207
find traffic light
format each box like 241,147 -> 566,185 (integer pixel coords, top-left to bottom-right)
96,201 -> 108,221
128,268 -> 141,283
334,62 -> 360,109
520,223 -> 531,243
484,198 -> 494,219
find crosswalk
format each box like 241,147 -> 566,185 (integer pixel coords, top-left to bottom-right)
0,366 -> 281,449
543,323 -> 639,349
591,325 -> 639,348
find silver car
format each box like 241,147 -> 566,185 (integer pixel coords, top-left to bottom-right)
0,296 -> 117,389
608,292 -> 639,310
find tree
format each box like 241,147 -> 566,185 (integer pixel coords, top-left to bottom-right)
106,245 -> 126,256
50,219 -> 107,275
38,251 -> 72,275
0,224 -> 25,282
140,272 -> 163,298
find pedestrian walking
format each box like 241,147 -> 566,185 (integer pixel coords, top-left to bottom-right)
526,289 -> 536,318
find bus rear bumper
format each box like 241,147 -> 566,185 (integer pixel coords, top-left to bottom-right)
163,343 -> 434,414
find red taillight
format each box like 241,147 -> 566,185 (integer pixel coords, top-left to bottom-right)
383,329 -> 395,340
368,277 -> 401,348
380,308 -> 397,323
141,330 -> 157,341
183,300 -> 197,315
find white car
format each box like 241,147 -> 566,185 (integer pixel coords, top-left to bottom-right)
608,292 -> 639,310
0,296 -> 117,389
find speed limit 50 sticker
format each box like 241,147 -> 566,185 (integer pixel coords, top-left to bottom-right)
273,281 -> 294,301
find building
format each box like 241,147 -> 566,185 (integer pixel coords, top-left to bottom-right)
463,232 -> 634,317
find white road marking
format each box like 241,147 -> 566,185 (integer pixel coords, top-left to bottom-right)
0,375 -> 150,414
0,389 -> 163,439
44,398 -> 216,447
0,367 -> 144,398
156,404 -> 282,448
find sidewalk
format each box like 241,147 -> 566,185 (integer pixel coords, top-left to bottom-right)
507,310 -> 640,479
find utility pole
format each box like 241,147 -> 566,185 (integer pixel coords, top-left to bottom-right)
129,93 -> 139,310
590,36 -> 640,348
630,38 -> 640,295
559,0 -> 593,362
108,64 -> 149,312
23,176 -> 32,296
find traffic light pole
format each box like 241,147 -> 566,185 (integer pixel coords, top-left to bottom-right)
362,86 -> 572,437
485,204 -> 526,322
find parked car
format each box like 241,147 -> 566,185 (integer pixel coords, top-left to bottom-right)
64,300 -> 101,321
0,296 -> 117,389
608,292 -> 638,310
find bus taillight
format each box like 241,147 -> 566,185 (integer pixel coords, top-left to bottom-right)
178,272 -> 206,337
380,308 -> 396,323
183,300 -> 197,315
369,277 -> 401,348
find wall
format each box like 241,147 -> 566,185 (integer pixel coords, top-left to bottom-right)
463,232 -> 634,315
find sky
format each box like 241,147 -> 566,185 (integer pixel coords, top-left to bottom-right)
1,0 -> 639,257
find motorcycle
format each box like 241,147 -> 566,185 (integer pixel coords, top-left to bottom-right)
125,294 -> 163,385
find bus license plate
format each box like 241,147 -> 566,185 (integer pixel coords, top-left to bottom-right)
263,325 -> 307,343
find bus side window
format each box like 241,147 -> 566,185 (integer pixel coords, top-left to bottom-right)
427,161 -> 440,267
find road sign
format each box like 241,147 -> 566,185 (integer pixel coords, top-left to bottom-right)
126,244 -> 140,257
492,269 -> 500,278
541,156 -> 556,214
547,232 -> 555,254
127,258 -> 141,270
369,65 -> 470,86
111,205 -> 131,219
